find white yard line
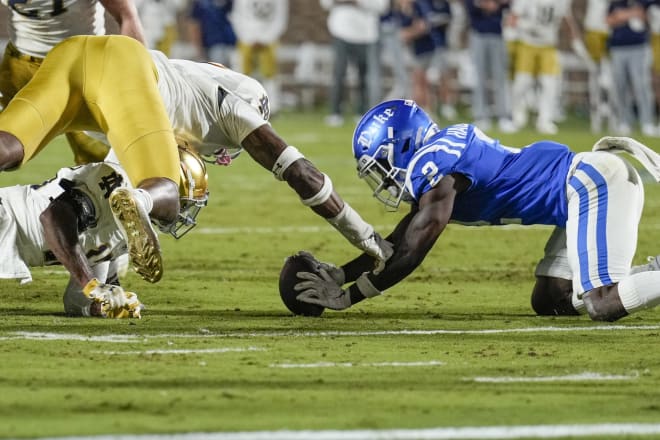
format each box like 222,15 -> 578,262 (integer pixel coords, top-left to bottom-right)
98,347 -> 265,355
470,371 -> 639,383
4,325 -> 660,342
270,360 -> 445,368
33,423 -> 660,440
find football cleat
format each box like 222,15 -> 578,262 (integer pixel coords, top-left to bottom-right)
109,188 -> 163,283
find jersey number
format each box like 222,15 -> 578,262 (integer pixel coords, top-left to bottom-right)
421,161 -> 442,187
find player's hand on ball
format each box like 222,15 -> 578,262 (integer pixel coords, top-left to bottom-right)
294,268 -> 352,310
358,232 -> 393,274
295,251 -> 345,285
82,278 -> 144,319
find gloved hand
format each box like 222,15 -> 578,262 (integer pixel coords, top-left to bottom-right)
82,278 -> 144,319
357,232 -> 394,274
296,251 -> 345,285
294,268 -> 352,310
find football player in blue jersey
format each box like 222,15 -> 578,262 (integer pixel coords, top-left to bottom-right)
294,99 -> 660,322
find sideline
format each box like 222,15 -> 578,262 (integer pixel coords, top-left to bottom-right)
34,423 -> 660,440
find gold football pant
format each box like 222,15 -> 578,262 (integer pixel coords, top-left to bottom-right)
0,41 -> 112,164
0,35 -> 180,186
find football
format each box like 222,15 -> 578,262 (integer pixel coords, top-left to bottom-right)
279,253 -> 325,317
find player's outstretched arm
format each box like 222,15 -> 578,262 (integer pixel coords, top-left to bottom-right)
296,174 -> 464,310
241,124 -> 393,267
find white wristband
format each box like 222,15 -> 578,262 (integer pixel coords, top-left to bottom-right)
301,173 -> 333,207
355,272 -> 382,298
272,146 -> 304,181
326,202 -> 373,243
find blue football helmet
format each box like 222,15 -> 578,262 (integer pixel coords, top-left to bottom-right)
352,100 -> 438,209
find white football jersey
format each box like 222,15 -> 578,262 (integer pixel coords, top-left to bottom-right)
149,50 -> 270,157
1,0 -> 106,58
512,0 -> 572,47
583,0 -> 609,33
0,162 -> 129,282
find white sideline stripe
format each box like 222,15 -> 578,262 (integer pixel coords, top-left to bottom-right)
470,371 -> 639,383
271,360 -> 444,368
33,423 -> 660,440
4,325 -> 660,342
98,347 -> 264,355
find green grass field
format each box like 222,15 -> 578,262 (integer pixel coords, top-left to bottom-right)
2,111 -> 660,439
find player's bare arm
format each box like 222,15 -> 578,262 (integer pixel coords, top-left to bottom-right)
40,196 -> 96,289
241,124 -> 344,218
100,0 -> 147,44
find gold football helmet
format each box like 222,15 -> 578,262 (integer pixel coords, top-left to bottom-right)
162,145 -> 209,239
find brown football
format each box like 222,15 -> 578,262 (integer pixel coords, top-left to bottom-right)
279,254 -> 325,317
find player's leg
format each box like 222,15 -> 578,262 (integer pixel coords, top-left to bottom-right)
82,36 -> 180,283
531,226 -> 580,316
0,37 -> 87,170
566,152 -> 650,321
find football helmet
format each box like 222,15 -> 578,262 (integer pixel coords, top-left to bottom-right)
161,145 -> 210,239
352,100 -> 438,210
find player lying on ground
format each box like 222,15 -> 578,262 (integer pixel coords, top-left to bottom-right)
0,35 -> 392,286
293,99 -> 660,322
0,145 -> 208,318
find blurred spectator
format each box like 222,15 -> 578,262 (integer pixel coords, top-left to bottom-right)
509,0 -> 584,134
186,0 -> 236,66
232,0 -> 289,115
465,0 -> 515,132
648,3 -> 660,123
380,1 -> 412,101
607,0 -> 657,137
399,0 -> 456,120
583,0 -> 610,63
135,0 -> 186,55
321,0 -> 389,127
583,0 -> 615,133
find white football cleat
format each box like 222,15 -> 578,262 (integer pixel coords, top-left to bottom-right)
109,188 -> 163,283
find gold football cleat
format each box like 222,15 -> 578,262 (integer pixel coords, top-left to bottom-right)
109,188 -> 163,283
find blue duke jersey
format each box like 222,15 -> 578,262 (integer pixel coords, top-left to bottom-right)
404,124 -> 576,226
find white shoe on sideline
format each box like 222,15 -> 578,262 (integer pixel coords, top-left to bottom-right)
498,118 -> 517,133
536,121 -> 558,135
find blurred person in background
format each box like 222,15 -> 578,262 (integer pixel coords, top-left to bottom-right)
607,0 -> 658,137
321,0 -> 389,127
509,0 -> 586,135
186,0 -> 236,67
651,2 -> 660,118
380,0 -> 412,101
0,0 -> 146,164
399,0 -> 456,121
465,0 -> 515,133
583,0 -> 615,133
135,0 -> 186,56
232,0 -> 289,115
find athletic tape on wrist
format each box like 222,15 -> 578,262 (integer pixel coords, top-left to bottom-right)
326,202 -> 373,242
355,273 -> 382,298
301,173 -> 333,207
272,146 -> 304,181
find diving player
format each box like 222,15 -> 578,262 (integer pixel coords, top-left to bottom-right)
294,99 -> 660,322
0,35 -> 393,286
